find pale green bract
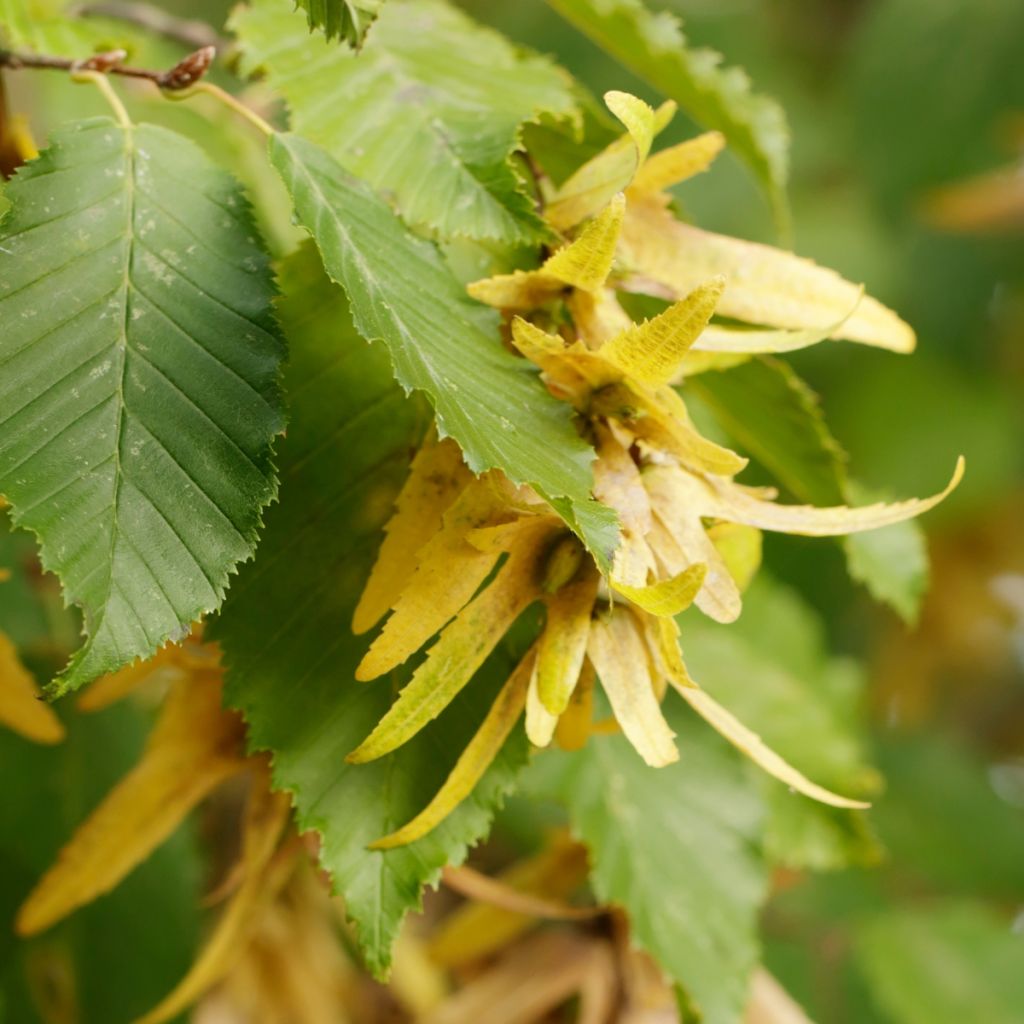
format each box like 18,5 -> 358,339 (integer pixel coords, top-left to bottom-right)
214,246 -> 529,975
295,0 -> 383,45
234,0 -> 578,244
529,710 -> 767,1024
0,118 -> 285,694
268,131 -> 618,568
546,0 -> 791,227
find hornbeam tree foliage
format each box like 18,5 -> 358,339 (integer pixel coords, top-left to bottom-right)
0,1 -> 979,1022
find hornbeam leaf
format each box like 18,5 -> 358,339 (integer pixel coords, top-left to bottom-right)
235,0 -> 577,244
689,357 -> 931,622
528,707 -> 767,1024
0,118 -> 285,695
545,0 -> 790,225
212,246 -> 530,976
295,0 -> 383,45
268,131 -> 618,568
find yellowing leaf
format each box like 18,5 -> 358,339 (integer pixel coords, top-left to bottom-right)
672,681 -> 869,810
592,382 -> 748,477
599,277 -> 725,386
353,434 -> 471,635
430,837 -> 589,968
76,644 -> 187,713
567,287 -> 634,348
644,470 -> 743,623
526,656 -> 559,748
17,673 -> 246,936
555,660 -> 596,751
613,562 -> 707,617
620,200 -> 916,352
356,477 -> 513,680
707,522 -> 762,592
547,91 -> 657,230
134,780 -> 293,1024
467,196 -> 625,309
587,610 -> 678,767
348,520 -> 557,763
537,566 -> 599,715
0,632 -> 64,745
628,131 -> 725,196
370,651 -> 535,849
700,457 -> 965,536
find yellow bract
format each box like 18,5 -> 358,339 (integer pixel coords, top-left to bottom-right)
346,88 -> 966,848
17,670 -> 247,937
0,632 -> 64,745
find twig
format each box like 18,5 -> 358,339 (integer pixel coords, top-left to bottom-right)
70,2 -> 221,50
0,45 -> 216,92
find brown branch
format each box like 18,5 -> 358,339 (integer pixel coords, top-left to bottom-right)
0,45 -> 216,92
70,2 -> 221,51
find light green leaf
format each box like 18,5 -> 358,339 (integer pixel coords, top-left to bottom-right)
295,0 -> 383,45
842,482 -> 929,624
688,356 -> 928,622
0,0 -> 179,62
0,118 -> 285,695
528,707 -> 767,1024
545,0 -> 790,225
213,246 -> 530,977
234,0 -> 577,244
853,902 -> 1024,1024
268,131 -> 618,568
681,575 -> 881,871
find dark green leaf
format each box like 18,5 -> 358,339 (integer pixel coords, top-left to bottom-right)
295,0 -> 383,45
268,131 -> 618,568
0,118 -> 285,694
213,246 -> 530,976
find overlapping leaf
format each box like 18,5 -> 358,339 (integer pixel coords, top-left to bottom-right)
268,131 -> 617,567
0,117 -> 285,694
545,0 -> 790,224
681,575 -> 881,870
234,0 -> 577,243
689,357 -> 929,621
295,0 -> 383,45
528,708 -> 767,1024
213,247 -> 530,976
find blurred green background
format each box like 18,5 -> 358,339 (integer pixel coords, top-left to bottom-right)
2,1 -> 1022,1021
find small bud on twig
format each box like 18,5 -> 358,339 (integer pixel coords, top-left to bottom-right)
71,49 -> 128,74
157,45 -> 215,92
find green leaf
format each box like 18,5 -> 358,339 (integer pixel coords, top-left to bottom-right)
295,0 -> 383,45
0,0 -> 180,62
871,734 -> 1024,901
842,482 -> 929,624
234,0 -> 577,244
213,245 -> 530,977
681,575 -> 881,871
544,0 -> 790,226
853,902 -> 1024,1024
528,707 -> 767,1024
0,117 -> 285,695
688,356 -> 928,622
268,131 -> 618,568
